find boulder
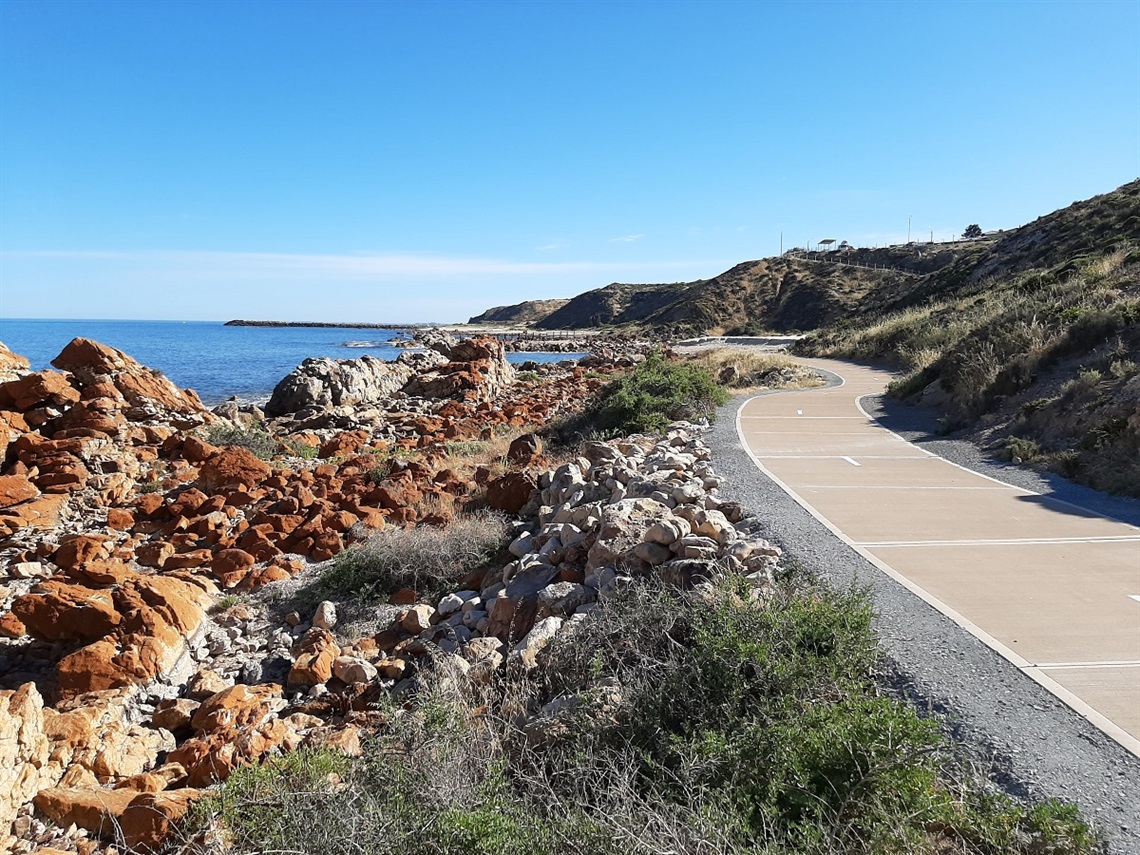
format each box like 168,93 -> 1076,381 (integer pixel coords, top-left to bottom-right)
0,341 -> 30,382
0,684 -> 53,845
198,446 -> 271,492
0,370 -> 80,411
121,788 -> 204,853
0,474 -> 38,508
191,684 -> 282,733
33,786 -> 139,839
486,471 -> 537,514
288,628 -> 340,688
265,355 -> 415,417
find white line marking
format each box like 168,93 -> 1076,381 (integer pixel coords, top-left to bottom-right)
841,456 -> 861,467
796,410 -> 803,415
1033,661 -> 1140,670
801,485 -> 1010,491
1130,595 -> 1140,603
758,458 -> 952,463
860,536 -> 1140,548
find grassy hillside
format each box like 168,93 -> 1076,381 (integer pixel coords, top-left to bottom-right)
533,259 -> 917,334
485,181 -> 1139,341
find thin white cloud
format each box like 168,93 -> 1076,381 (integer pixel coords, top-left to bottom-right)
536,241 -> 565,252
1,248 -> 711,279
608,234 -> 644,243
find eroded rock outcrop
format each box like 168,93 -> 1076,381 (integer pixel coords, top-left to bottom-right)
265,334 -> 514,418
264,355 -> 418,418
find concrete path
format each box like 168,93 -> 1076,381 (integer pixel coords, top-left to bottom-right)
736,358 -> 1140,756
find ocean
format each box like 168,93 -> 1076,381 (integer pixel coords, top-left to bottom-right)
0,319 -> 584,406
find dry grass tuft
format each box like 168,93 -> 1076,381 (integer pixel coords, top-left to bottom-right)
688,348 -> 824,391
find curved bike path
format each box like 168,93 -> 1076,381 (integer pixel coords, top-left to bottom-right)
736,358 -> 1140,756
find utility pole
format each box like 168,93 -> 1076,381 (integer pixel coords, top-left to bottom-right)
780,231 -> 783,255
907,215 -> 912,244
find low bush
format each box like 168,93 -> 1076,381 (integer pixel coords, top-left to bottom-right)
306,511 -> 510,603
204,423 -> 280,460
559,351 -> 729,439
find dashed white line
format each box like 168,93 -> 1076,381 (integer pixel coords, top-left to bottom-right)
1031,661 -> 1140,670
841,456 -> 861,467
860,536 -> 1140,548
1130,595 -> 1140,603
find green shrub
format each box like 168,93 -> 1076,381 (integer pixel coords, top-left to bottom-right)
204,423 -> 280,460
282,438 -> 320,459
1005,436 -> 1042,462
562,351 -> 729,438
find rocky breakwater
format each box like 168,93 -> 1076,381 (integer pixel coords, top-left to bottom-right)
0,334 -> 624,852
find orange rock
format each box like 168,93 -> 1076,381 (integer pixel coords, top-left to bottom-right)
56,639 -> 141,696
121,788 -> 204,853
53,534 -> 112,570
0,473 -> 38,508
33,786 -> 140,839
152,698 -> 200,733
0,611 -> 25,638
325,509 -> 359,532
191,683 -> 282,733
388,587 -> 417,605
486,472 -> 536,514
181,435 -> 216,463
106,507 -> 135,530
303,724 -> 363,756
134,493 -> 166,517
70,559 -> 135,586
319,429 -> 369,459
55,575 -> 214,697
211,548 -> 256,587
52,338 -> 207,416
198,446 -> 270,492
13,582 -> 120,642
166,487 -> 208,518
0,491 -> 68,537
288,628 -> 340,688
309,531 -> 344,562
136,540 -> 175,568
163,548 -> 213,569
0,370 -> 80,411
32,455 -> 90,492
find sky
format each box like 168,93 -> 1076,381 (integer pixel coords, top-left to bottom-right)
0,0 -> 1137,323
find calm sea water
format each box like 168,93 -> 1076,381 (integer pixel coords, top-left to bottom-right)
0,319 -> 583,406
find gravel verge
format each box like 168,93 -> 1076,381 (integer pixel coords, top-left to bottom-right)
706,376 -> 1140,855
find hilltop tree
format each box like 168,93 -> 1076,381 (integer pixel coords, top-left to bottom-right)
963,224 -> 983,239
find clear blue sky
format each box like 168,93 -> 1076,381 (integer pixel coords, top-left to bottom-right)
1,0 -> 1137,322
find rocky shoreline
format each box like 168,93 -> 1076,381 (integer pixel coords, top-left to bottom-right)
0,331 -> 739,853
